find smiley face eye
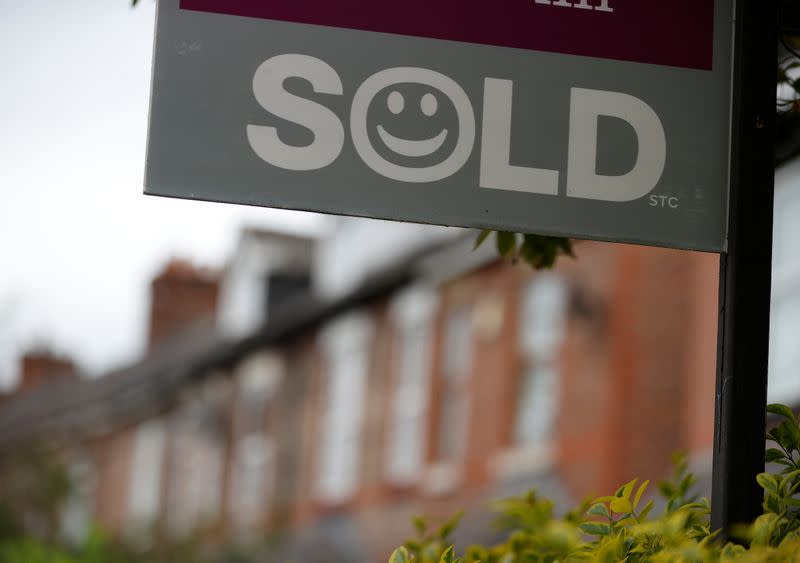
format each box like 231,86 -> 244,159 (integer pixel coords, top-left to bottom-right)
387,91 -> 404,114
421,93 -> 438,116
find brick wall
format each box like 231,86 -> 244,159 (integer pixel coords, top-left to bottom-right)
92,430 -> 135,536
252,241 -> 720,560
59,241 -> 720,555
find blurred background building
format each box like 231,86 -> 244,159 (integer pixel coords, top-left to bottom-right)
0,165 -> 799,560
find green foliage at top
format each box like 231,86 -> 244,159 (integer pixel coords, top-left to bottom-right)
475,231 -> 574,270
388,404 -> 800,563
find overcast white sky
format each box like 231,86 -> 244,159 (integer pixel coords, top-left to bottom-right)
0,0 -> 328,388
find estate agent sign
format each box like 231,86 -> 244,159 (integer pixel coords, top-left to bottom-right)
146,0 -> 733,251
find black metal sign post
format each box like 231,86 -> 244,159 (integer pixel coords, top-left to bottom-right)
711,0 -> 778,538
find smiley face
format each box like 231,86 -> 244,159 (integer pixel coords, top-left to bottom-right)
351,67 -> 476,183
376,91 -> 448,158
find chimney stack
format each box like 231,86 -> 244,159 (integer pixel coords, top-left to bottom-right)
18,350 -> 77,394
148,259 -> 220,350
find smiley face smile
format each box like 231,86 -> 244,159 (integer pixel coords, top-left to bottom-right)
376,125 -> 448,157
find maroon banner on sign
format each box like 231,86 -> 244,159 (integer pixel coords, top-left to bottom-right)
179,0 -> 715,71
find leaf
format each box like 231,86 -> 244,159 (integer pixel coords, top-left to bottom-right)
438,512 -> 463,540
610,497 -> 632,514
440,545 -> 455,563
623,536 -> 636,552
765,448 -> 787,463
557,237 -> 575,257
780,468 -> 800,495
579,522 -> 612,536
756,472 -> 779,493
764,493 -> 782,514
495,231 -> 517,258
678,472 -> 696,496
621,478 -> 638,501
768,421 -> 800,452
786,419 -> 800,449
465,545 -> 488,562
767,403 -> 797,424
638,499 -> 655,521
721,543 -> 746,559
683,501 -> 711,511
588,503 -> 611,518
412,516 -> 427,536
389,547 -> 411,563
614,516 -> 637,528
474,230 -> 492,251
658,482 -> 675,498
633,480 -> 650,511
751,513 -> 781,546
520,235 -> 555,269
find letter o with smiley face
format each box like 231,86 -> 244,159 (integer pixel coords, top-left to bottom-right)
350,67 -> 476,183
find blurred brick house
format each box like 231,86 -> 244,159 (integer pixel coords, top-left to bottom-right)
1,177 -> 799,560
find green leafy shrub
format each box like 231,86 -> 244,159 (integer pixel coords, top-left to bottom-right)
0,529 -> 229,563
389,404 -> 800,563
0,530 -> 136,563
474,231 -> 574,270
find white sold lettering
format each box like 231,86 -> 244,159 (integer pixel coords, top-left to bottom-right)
480,78 -> 559,195
567,88 -> 666,202
247,54 -> 344,171
247,54 -> 666,203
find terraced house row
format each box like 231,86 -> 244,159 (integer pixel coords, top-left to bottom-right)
2,171 -> 799,560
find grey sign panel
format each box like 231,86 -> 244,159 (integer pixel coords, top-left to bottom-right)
146,0 -> 733,251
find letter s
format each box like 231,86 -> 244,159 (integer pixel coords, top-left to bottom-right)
247,54 -> 344,171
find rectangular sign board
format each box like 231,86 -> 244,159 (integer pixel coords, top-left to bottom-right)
146,0 -> 733,251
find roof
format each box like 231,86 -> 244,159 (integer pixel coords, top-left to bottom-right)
0,230 -> 475,451
0,320 -> 221,449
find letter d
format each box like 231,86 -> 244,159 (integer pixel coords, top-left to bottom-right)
567,88 -> 666,202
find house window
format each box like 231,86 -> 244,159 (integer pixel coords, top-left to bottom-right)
514,274 -> 568,446
386,287 -> 437,484
233,352 -> 282,447
317,313 -> 373,502
770,174 -> 800,406
435,305 -> 472,461
167,397 -> 225,538
60,456 -> 94,546
229,434 -> 274,534
126,419 -> 166,535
